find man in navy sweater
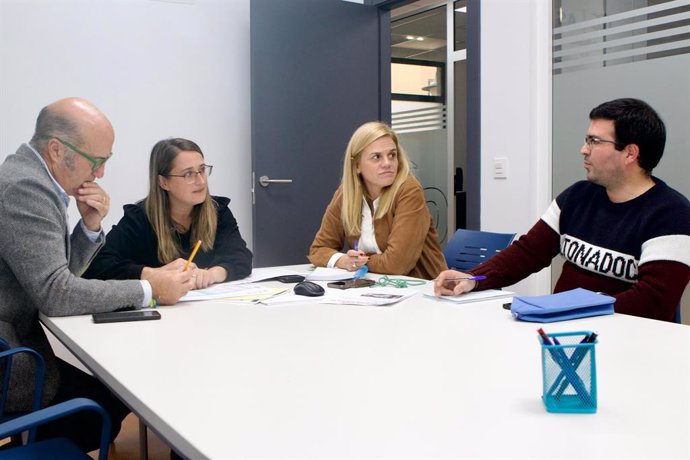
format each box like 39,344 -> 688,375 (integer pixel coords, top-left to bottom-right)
435,98 -> 690,322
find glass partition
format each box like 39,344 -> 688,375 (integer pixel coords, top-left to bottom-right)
391,4 -> 449,244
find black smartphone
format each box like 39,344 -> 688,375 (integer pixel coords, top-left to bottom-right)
327,279 -> 376,290
92,310 -> 161,324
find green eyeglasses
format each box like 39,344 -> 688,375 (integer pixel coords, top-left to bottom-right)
56,137 -> 112,172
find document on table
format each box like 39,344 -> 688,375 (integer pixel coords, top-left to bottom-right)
179,283 -> 276,302
304,267 -> 354,281
259,281 -> 419,307
322,286 -> 419,306
217,287 -> 292,304
422,287 -> 514,303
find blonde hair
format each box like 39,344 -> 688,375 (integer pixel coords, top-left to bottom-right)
341,121 -> 411,236
144,138 -> 217,264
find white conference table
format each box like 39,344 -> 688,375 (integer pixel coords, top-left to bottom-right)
41,268 -> 690,459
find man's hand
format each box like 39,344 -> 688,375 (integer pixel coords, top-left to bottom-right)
433,270 -> 477,297
147,267 -> 194,305
76,181 -> 109,232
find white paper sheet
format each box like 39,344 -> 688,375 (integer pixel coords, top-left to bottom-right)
304,267 -> 355,281
422,287 -> 514,304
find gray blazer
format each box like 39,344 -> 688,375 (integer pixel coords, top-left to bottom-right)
0,144 -> 144,411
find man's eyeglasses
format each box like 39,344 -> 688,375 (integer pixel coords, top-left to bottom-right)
584,135 -> 623,150
56,137 -> 112,172
165,165 -> 213,184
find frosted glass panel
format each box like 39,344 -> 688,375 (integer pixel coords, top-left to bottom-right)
391,4 -> 449,245
553,0 -> 690,199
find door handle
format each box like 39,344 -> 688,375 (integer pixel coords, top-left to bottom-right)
259,175 -> 293,188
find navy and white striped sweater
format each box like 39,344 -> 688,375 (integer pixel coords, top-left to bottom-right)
472,179 -> 690,321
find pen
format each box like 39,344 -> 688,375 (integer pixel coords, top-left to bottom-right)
353,239 -> 359,251
184,240 -> 202,272
537,328 -> 553,345
443,276 -> 487,281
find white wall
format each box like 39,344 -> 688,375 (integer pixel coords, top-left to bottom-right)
0,0 -> 253,249
480,0 -> 552,296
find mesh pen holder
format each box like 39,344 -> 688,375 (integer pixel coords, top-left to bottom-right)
539,330 -> 597,414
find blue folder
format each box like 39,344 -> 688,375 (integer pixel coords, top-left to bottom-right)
511,288 -> 615,323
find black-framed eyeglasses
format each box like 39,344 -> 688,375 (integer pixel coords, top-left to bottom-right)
56,137 -> 112,172
165,165 -> 213,184
584,135 -> 623,150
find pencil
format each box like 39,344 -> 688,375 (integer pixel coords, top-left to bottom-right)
184,240 -> 202,272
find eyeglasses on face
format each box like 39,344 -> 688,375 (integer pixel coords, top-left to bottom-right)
584,135 -> 623,150
56,137 -> 112,172
165,164 -> 213,184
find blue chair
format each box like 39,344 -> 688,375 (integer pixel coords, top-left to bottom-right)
444,229 -> 516,271
0,398 -> 110,460
0,344 -> 45,445
0,343 -> 111,460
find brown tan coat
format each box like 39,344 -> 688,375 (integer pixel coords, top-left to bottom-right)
308,176 -> 447,280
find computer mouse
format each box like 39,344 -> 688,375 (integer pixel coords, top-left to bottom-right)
293,281 -> 325,297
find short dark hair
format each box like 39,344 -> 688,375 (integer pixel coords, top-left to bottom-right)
589,98 -> 666,173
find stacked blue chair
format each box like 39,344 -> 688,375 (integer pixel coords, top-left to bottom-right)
0,339 -> 45,447
0,339 -> 110,460
444,228 -> 516,271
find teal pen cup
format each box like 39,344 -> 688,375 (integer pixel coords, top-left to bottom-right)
539,330 -> 598,413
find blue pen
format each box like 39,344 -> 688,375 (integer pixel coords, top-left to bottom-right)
448,269 -> 486,281
445,275 -> 487,281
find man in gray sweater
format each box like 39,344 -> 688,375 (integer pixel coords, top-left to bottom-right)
0,97 -> 193,452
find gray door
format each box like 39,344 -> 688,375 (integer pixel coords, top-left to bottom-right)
251,0 -> 391,267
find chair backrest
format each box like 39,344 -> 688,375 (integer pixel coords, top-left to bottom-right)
0,346 -> 45,429
444,229 -> 516,271
0,341 -> 110,460
0,397 -> 111,460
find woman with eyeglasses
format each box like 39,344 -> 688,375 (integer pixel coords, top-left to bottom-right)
308,121 -> 447,280
84,138 -> 252,289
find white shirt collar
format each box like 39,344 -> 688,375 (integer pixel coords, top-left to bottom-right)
359,196 -> 382,255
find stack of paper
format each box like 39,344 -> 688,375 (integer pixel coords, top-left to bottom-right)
305,267 -> 354,281
179,283 -> 277,302
422,288 -> 514,304
322,287 -> 419,306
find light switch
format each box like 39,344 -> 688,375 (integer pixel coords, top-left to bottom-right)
493,157 -> 508,179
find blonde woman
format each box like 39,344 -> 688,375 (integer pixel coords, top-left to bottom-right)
308,121 -> 446,280
84,138 -> 252,289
